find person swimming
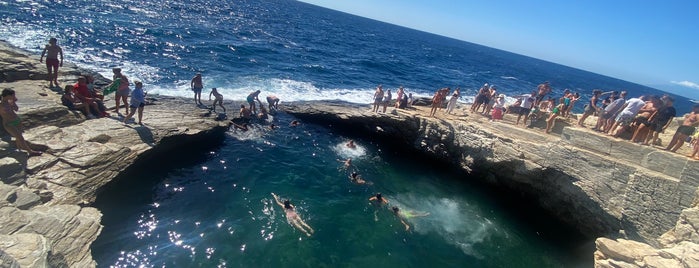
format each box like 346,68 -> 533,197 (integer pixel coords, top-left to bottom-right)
346,139 -> 356,149
391,206 -> 411,231
349,172 -> 368,185
369,193 -> 388,205
271,193 -> 314,237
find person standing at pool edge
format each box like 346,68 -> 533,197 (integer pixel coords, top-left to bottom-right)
191,73 -> 204,105
40,37 -> 63,88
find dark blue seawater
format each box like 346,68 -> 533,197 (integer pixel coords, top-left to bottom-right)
1,0 -> 680,266
0,0 -> 691,111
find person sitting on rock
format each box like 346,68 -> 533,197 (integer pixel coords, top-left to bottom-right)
73,76 -> 106,117
61,85 -> 93,118
1,89 -> 42,156
239,104 -> 252,122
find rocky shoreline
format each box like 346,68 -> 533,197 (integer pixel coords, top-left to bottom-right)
1,39 -> 698,267
0,42 -> 228,267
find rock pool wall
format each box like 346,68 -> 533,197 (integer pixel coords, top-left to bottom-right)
0,42 -> 227,267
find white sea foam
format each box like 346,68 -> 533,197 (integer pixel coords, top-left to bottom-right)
332,141 -> 367,159
391,193 -> 498,258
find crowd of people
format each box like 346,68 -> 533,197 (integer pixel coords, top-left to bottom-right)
421,80 -> 699,159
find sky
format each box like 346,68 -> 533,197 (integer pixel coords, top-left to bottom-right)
298,0 -> 699,98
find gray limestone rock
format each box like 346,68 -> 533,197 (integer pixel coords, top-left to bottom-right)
0,233 -> 50,268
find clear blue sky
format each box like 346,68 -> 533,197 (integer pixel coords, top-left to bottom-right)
299,0 -> 699,94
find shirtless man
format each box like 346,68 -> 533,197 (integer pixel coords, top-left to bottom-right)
266,95 -> 280,110
239,104 -> 252,121
40,38 -> 63,88
1,89 -> 41,156
190,73 -> 204,105
247,90 -> 261,114
665,105 -> 699,152
271,193 -> 314,236
535,81 -> 552,106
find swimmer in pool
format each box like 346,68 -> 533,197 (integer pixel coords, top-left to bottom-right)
271,193 -> 314,237
339,158 -> 352,170
346,139 -> 356,149
369,193 -> 388,205
369,193 -> 389,221
391,206 -> 411,231
349,172 -> 371,185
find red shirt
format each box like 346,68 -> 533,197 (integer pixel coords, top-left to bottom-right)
73,83 -> 92,101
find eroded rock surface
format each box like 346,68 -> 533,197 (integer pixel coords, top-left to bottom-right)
0,41 -> 227,267
284,100 -> 699,266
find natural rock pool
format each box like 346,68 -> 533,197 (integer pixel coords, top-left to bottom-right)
92,113 -> 592,267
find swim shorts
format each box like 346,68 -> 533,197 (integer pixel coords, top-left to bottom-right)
130,102 -> 145,108
46,58 -> 59,69
193,86 -> 203,93
615,112 -> 635,126
677,125 -> 696,136
518,107 -> 531,116
116,87 -> 130,97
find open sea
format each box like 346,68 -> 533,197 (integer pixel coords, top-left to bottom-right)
1,0 -> 689,267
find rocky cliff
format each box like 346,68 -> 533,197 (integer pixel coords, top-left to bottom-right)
0,42 -> 227,267
283,101 -> 699,267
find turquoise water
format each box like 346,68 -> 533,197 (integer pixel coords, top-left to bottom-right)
93,114 -> 590,267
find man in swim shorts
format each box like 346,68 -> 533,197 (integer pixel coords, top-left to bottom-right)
247,90 -> 261,114
191,73 -> 204,105
1,89 -> 42,156
665,105 -> 699,152
40,37 -> 63,88
267,95 -> 280,111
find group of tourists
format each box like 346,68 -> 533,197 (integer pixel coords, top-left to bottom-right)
372,85 -> 413,113
429,79 -> 699,159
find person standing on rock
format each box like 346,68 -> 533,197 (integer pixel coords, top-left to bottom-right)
191,73 -> 204,106
105,68 -> 130,115
372,85 -> 383,113
40,37 -> 63,88
123,81 -> 146,125
0,89 -> 42,156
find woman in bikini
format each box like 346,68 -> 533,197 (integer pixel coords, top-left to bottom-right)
1,89 -> 41,156
271,193 -> 314,237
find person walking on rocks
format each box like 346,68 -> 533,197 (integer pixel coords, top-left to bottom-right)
40,37 -> 63,88
0,89 -> 42,156
209,88 -> 226,113
191,73 -> 204,105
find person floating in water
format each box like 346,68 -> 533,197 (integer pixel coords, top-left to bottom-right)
40,37 -> 63,88
349,172 -> 371,185
290,120 -> 300,127
369,193 -> 389,221
346,139 -> 356,149
271,193 -> 314,237
369,193 -> 388,205
209,88 -> 226,113
390,205 -> 430,231
339,158 -> 352,170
